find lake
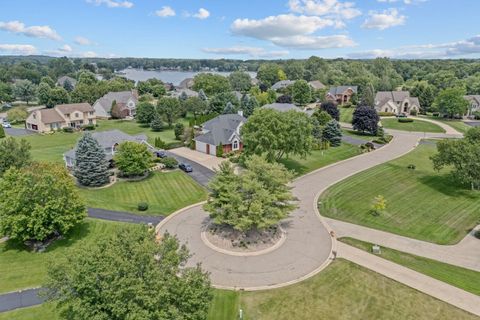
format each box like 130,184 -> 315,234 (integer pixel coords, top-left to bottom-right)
118,69 -> 256,85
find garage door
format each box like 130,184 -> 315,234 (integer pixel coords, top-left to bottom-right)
196,141 -> 207,154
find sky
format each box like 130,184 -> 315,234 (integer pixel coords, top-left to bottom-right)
0,0 -> 479,60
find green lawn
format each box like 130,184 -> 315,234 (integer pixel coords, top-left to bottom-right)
10,118 -> 187,164
3,260 -> 476,320
319,143 -> 480,244
0,219 -> 139,294
79,171 -> 207,216
339,237 -> 480,295
419,115 -> 472,134
342,128 -> 377,142
339,107 -> 354,123
381,118 -> 445,133
279,143 -> 360,176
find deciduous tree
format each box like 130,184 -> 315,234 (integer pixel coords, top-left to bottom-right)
157,97 -> 180,127
292,80 -> 312,105
114,141 -> 152,177
0,137 -> 31,176
136,101 -> 156,124
228,71 -> 252,92
192,73 -> 231,96
352,105 -> 379,135
433,87 -> 469,118
320,101 -> 340,121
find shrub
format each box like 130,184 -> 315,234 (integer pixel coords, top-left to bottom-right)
165,141 -> 184,150
407,164 -> 416,170
398,118 -> 414,123
154,137 -> 166,149
62,127 -> 74,133
410,109 -> 418,116
378,111 -> 395,117
475,230 -> 480,239
137,202 -> 149,211
173,123 -> 184,140
432,112 -> 440,117
216,144 -> 224,158
82,124 -> 95,131
160,156 -> 178,169
0,126 -> 5,139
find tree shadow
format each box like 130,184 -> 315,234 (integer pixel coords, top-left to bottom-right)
417,174 -> 479,199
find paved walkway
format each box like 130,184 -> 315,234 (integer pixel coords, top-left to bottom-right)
0,288 -> 43,313
328,218 -> 480,272
158,131 -> 423,290
337,242 -> 480,316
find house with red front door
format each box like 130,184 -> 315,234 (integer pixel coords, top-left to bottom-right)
194,112 -> 246,156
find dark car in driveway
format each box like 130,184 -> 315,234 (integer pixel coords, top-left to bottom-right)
155,150 -> 167,158
179,163 -> 193,172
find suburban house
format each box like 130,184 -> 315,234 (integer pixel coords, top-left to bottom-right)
195,113 -> 246,156
308,80 -> 326,90
93,90 -> 138,119
374,91 -> 420,115
271,80 -> 295,91
170,88 -> 199,99
63,129 -> 149,168
464,95 -> 480,117
178,78 -> 194,89
25,103 -> 96,133
326,86 -> 358,104
263,102 -> 313,116
57,76 -> 77,89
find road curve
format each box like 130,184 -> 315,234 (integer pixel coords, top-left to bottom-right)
158,131 -> 426,290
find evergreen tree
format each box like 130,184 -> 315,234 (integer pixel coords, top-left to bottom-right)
311,118 -> 322,142
322,119 -> 342,147
63,79 -> 74,92
223,102 -> 236,114
320,101 -> 340,121
198,89 -> 208,101
150,112 -> 164,132
174,122 -> 184,140
73,133 -> 110,187
179,91 -> 188,102
244,95 -> 259,117
240,94 -> 250,114
312,109 -> 332,126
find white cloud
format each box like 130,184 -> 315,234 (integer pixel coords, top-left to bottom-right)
75,36 -> 93,45
155,6 -> 176,18
193,8 -> 210,19
0,20 -> 61,41
348,35 -> 480,59
0,44 -> 37,55
82,51 -> 98,58
288,0 -> 361,20
270,34 -> 356,49
59,44 -> 73,53
202,46 -> 289,58
362,9 -> 406,30
231,14 -> 334,40
377,0 -> 427,4
86,0 -> 133,8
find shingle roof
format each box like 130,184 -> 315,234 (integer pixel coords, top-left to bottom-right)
195,114 -> 246,146
178,78 -> 194,89
170,88 -> 198,98
271,80 -> 295,90
38,108 -> 64,124
56,103 -> 94,114
94,90 -> 138,113
262,103 -> 299,112
465,95 -> 480,104
328,86 -> 358,95
308,80 -> 326,90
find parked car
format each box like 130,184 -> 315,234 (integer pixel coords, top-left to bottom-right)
155,150 -> 167,158
178,163 -> 193,172
2,121 -> 11,128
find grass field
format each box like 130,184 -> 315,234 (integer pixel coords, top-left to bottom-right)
0,219 -> 139,294
10,119 -> 187,163
339,107 -> 354,123
279,143 -> 360,176
2,259 -> 476,320
419,115 -> 473,134
342,129 -> 377,141
381,118 -> 445,133
79,171 -> 207,215
340,237 -> 480,295
319,143 -> 480,244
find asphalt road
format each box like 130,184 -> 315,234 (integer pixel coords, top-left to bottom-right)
87,208 -> 164,224
4,127 -> 32,136
0,288 -> 44,313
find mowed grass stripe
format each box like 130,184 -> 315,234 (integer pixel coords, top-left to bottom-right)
320,143 -> 480,244
79,171 -> 207,216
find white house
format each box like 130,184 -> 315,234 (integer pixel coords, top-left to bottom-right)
93,90 -> 138,119
374,91 -> 420,115
464,95 -> 480,118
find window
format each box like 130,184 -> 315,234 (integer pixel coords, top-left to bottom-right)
89,111 -> 94,116
32,113 -> 36,119
75,112 -> 80,118
89,119 -> 93,124
233,140 -> 239,150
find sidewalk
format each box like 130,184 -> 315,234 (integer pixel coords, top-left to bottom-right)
337,242 -> 480,317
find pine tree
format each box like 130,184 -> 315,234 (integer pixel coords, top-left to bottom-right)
150,113 -> 164,132
73,133 -> 110,187
322,119 -> 342,147
244,95 -> 259,117
198,89 -> 208,101
223,102 -> 235,114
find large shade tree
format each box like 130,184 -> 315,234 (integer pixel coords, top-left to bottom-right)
114,141 -> 152,177
352,105 -> 379,135
0,162 -> 86,242
292,80 -> 312,105
0,137 -> 31,176
241,108 -> 313,161
157,97 -> 180,127
433,87 -> 469,118
45,227 -> 212,320
73,133 -> 110,187
192,73 -> 231,96
204,156 -> 296,231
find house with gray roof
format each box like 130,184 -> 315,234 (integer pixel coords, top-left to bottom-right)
262,103 -> 313,116
271,80 -> 295,91
57,76 -> 77,89
308,80 -> 326,90
170,88 -> 199,99
194,112 -> 246,156
326,86 -> 358,105
464,95 -> 480,118
93,90 -> 138,119
374,91 -> 420,115
63,129 -> 149,168
178,78 -> 194,89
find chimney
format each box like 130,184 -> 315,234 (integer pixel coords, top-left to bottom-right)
237,110 -> 244,117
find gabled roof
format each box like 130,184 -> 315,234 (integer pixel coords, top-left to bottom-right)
56,103 -> 94,114
328,86 -> 358,95
271,80 -> 295,90
465,95 -> 480,104
195,114 -> 246,146
171,88 -> 198,98
36,108 -> 64,124
374,91 -> 420,108
94,90 -> 138,112
262,103 -> 299,112
308,80 -> 326,90
178,78 -> 194,89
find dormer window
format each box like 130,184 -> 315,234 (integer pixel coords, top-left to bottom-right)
33,113 -> 36,119
233,140 -> 239,150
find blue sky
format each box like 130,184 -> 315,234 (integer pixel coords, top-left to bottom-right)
0,0 -> 479,59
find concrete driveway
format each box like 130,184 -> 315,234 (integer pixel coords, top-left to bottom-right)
164,150 -> 215,188
5,127 -> 33,136
167,147 -> 225,171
